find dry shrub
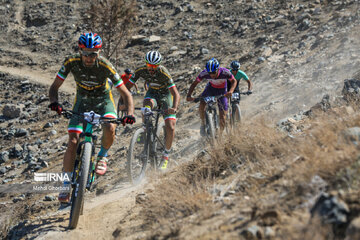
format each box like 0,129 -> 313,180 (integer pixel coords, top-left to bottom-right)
84,0 -> 136,61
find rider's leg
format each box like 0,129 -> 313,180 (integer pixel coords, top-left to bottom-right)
95,122 -> 116,175
199,101 -> 206,126
143,98 -> 155,109
219,110 -> 227,133
101,123 -> 116,150
142,98 -> 155,125
96,93 -> 118,175
218,96 -> 229,134
59,130 -> 80,202
63,132 -> 80,172
164,118 -> 176,150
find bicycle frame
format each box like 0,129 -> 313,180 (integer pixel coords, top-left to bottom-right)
72,122 -> 97,190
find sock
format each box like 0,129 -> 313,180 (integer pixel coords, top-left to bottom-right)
163,148 -> 171,156
98,146 -> 109,157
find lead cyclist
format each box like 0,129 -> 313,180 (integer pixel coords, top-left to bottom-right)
49,32 -> 135,203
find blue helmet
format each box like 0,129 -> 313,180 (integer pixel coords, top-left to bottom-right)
230,61 -> 241,71
78,32 -> 102,49
206,58 -> 220,73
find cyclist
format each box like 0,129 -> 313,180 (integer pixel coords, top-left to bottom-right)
117,68 -> 140,112
49,32 -> 135,203
228,60 -> 252,94
122,68 -> 140,94
186,58 -> 236,136
126,50 -> 180,169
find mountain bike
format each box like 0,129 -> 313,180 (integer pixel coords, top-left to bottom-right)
194,95 -> 224,140
61,110 -> 124,229
228,92 -> 251,127
127,107 -> 166,184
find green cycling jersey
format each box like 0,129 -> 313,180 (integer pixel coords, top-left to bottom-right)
56,53 -> 124,97
129,65 -> 175,94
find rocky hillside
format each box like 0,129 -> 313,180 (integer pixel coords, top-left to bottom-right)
0,0 -> 360,239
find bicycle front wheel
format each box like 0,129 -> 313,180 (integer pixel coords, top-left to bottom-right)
205,111 -> 216,140
69,142 -> 91,229
127,128 -> 149,184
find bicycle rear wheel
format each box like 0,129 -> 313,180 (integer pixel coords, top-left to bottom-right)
231,104 -> 241,127
69,142 -> 91,229
154,122 -> 166,169
127,128 -> 149,184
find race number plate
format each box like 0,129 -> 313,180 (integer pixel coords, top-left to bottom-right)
204,96 -> 216,103
231,92 -> 240,101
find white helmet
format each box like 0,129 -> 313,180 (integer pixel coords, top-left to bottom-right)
145,51 -> 162,65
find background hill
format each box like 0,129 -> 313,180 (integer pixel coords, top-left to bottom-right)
0,0 -> 360,239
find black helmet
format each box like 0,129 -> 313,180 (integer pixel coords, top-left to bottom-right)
124,68 -> 132,74
230,61 -> 241,71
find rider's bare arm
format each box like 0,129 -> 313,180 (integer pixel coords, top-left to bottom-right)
49,77 -> 64,103
228,78 -> 237,94
144,82 -> 148,91
117,84 -> 134,116
186,81 -> 199,101
169,86 -> 180,112
246,79 -> 253,91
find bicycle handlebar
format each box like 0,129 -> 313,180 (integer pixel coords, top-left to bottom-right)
61,110 -> 125,125
193,95 -> 225,103
192,91 -> 252,103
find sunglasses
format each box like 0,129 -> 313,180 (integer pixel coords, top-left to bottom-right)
146,63 -> 159,69
209,71 -> 218,75
81,50 -> 99,58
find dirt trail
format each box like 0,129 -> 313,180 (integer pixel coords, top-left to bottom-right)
0,65 -> 76,94
37,182 -> 145,240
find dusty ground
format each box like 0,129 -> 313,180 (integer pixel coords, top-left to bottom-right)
0,0 -> 360,239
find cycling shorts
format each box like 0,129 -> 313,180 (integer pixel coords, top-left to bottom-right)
201,84 -> 228,111
68,92 -> 117,133
144,88 -> 176,121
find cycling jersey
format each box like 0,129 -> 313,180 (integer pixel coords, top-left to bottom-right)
129,65 -> 175,94
56,53 -> 124,97
56,53 -> 121,133
121,73 -> 132,85
196,67 -> 235,89
233,69 -> 249,82
129,65 -> 176,121
227,69 -> 249,92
